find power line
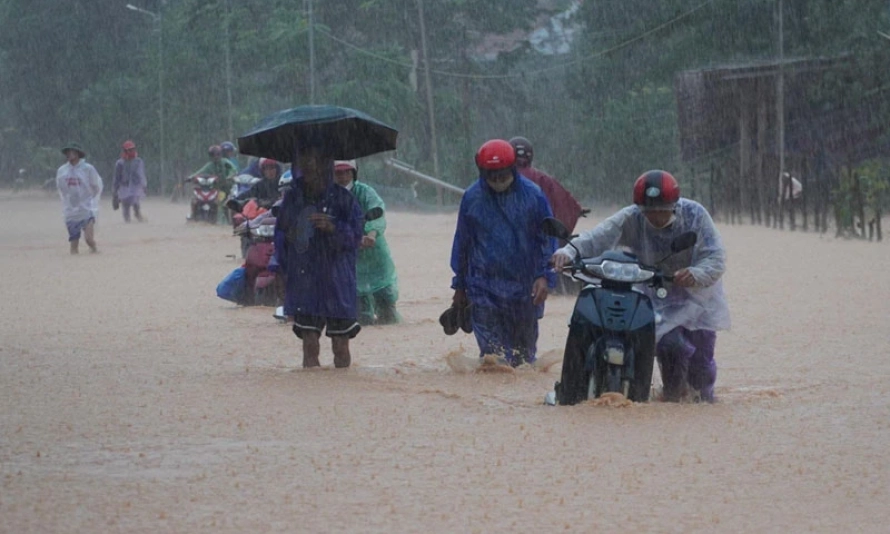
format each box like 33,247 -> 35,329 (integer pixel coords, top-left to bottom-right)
316,0 -> 715,81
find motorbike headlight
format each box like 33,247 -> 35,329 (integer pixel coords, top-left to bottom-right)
605,346 -> 625,365
590,260 -> 654,283
253,225 -> 275,237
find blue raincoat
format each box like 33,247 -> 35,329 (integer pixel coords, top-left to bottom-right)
274,175 -> 364,319
450,171 -> 556,363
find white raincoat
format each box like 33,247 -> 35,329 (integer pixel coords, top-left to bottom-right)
557,198 -> 731,341
56,160 -> 103,222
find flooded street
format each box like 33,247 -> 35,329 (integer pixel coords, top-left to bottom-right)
2,194 -> 889,532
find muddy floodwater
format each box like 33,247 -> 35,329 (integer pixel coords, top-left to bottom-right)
1,194 -> 888,533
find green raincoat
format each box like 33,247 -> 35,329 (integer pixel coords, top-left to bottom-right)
351,180 -> 399,323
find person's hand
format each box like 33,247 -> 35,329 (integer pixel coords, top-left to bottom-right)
360,234 -> 376,249
551,250 -> 573,272
452,289 -> 468,308
531,276 -> 548,306
309,213 -> 335,233
672,268 -> 696,288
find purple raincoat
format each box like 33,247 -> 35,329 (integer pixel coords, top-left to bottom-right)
274,175 -> 363,320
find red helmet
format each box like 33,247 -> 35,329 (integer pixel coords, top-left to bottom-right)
208,145 -> 222,157
475,139 -> 515,170
259,158 -> 279,168
633,170 -> 680,208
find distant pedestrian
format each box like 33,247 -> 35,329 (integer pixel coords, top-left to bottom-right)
112,140 -> 147,222
56,143 -> 103,254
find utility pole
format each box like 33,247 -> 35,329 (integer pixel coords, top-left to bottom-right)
159,3 -> 165,196
416,0 -> 441,187
126,1 -> 166,195
777,0 -> 786,228
224,0 -> 234,140
308,0 -> 316,104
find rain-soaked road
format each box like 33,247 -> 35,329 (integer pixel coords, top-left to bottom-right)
1,194 -> 888,532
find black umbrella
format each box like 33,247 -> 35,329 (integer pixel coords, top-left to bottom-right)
237,105 -> 398,163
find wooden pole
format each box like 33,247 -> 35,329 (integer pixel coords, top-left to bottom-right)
307,0 -> 315,104
757,85 -> 767,226
416,0 -> 441,198
776,0 -> 786,230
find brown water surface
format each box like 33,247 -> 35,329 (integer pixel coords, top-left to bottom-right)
1,194 -> 888,532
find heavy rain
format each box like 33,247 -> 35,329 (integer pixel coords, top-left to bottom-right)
1,1 -> 889,532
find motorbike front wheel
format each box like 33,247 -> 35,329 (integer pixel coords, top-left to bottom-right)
556,329 -> 592,406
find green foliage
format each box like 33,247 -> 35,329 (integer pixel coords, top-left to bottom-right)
1,0 -> 889,208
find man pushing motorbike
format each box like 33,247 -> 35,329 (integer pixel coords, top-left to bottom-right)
551,170 -> 730,402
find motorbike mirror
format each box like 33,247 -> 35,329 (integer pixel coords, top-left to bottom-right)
542,217 -> 570,240
671,231 -> 697,253
365,207 -> 384,222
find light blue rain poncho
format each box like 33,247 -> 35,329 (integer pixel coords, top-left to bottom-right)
557,198 -> 731,341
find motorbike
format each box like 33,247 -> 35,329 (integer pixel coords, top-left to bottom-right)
542,217 -> 697,405
186,174 -> 220,223
230,198 -> 270,258
231,173 -> 261,199
230,208 -> 280,307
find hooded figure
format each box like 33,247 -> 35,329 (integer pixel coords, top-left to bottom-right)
56,142 -> 103,253
112,140 -> 147,222
332,160 -> 401,325
552,170 -> 730,402
450,139 -> 556,367
510,136 -> 583,235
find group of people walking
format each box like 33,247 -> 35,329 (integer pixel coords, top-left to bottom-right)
277,136 -> 728,402
55,140 -> 148,254
55,133 -> 729,402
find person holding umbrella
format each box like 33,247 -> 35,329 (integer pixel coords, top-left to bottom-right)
237,104 -> 400,366
273,147 -> 365,368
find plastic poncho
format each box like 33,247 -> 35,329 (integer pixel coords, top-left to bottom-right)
450,173 -> 556,307
350,181 -> 398,298
274,175 -> 364,319
113,157 -> 147,203
558,198 -> 731,341
226,157 -> 240,173
519,166 -> 583,233
56,160 -> 103,222
191,159 -> 237,189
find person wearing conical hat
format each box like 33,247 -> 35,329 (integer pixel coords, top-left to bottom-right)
56,142 -> 103,254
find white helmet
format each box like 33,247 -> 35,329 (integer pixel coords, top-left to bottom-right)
279,169 -> 293,190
